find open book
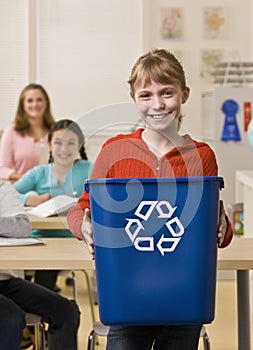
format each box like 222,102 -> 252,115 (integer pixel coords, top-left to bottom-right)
28,195 -> 78,218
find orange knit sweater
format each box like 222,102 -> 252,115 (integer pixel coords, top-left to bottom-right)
67,128 -> 233,247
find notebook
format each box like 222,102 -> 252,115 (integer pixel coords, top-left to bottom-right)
0,237 -> 45,246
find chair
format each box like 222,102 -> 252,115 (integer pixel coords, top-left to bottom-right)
58,270 -> 77,301
200,325 -> 211,350
81,270 -> 107,350
84,270 -> 211,350
87,322 -> 109,350
25,312 -> 46,350
24,271 -> 76,350
86,321 -> 210,350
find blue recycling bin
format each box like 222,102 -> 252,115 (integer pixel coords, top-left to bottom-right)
85,176 -> 224,326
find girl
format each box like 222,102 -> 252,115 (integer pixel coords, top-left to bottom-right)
0,83 -> 55,181
67,49 -> 233,350
14,119 -> 92,290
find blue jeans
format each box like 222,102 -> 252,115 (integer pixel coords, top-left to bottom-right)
106,324 -> 202,350
0,277 -> 80,350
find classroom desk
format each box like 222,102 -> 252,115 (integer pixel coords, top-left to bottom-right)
0,226 -> 251,350
218,237 -> 253,350
28,213 -> 67,230
0,237 -> 94,270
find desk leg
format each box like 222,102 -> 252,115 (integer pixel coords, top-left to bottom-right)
237,270 -> 251,350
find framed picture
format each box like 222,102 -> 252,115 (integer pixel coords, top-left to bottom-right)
200,49 -> 224,82
160,7 -> 184,40
203,7 -> 230,40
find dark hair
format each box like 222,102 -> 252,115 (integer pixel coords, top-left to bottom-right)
14,83 -> 55,134
48,119 -> 88,162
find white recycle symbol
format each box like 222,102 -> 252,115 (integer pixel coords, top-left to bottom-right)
124,201 -> 185,256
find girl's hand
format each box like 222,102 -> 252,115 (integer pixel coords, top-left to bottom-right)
81,208 -> 94,259
25,193 -> 52,207
218,200 -> 227,247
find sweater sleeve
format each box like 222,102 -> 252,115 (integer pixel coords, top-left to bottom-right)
67,204 -> 85,240
13,166 -> 40,205
197,143 -> 233,247
67,142 -> 109,239
0,182 -> 32,237
199,144 -> 218,176
219,215 -> 233,248
0,215 -> 31,238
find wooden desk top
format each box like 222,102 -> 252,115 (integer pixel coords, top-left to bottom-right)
28,213 -> 67,230
0,233 -> 251,272
0,238 -> 94,270
218,237 -> 253,270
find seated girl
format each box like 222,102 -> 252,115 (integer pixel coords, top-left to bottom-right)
14,119 -> 92,290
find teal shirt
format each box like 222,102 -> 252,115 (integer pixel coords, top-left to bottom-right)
14,159 -> 92,238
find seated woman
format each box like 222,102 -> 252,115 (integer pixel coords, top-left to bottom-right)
0,83 -> 55,181
0,180 -> 80,350
14,119 -> 92,290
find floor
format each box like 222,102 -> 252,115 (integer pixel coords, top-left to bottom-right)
57,271 -> 253,350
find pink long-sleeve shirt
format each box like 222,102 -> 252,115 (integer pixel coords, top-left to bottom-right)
0,124 -> 48,180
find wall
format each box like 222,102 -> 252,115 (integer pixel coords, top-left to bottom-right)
143,0 -> 252,139
36,0 -> 143,121
0,0 -> 143,137
0,0 -> 29,129
0,0 -> 252,156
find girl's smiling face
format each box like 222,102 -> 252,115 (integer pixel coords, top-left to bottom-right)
134,80 -> 189,133
50,129 -> 80,167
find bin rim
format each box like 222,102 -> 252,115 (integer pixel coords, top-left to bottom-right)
85,176 -> 224,191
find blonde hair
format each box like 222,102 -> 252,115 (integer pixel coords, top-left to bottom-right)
14,83 -> 55,134
128,48 -> 187,100
128,49 -> 188,126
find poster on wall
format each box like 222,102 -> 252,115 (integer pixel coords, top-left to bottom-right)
160,8 -> 184,40
203,7 -> 230,40
200,49 -> 224,83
